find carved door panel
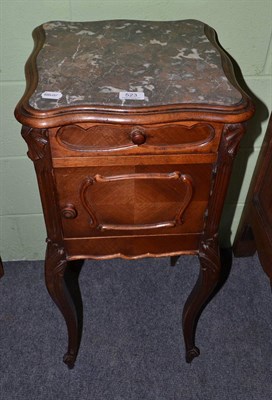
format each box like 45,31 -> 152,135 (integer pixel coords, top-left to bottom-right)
54,163 -> 213,238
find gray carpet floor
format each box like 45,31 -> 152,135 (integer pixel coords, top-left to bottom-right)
0,254 -> 271,400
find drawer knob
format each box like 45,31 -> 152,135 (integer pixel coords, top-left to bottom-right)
131,129 -> 146,145
61,204 -> 78,219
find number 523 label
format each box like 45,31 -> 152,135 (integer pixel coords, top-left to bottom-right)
119,91 -> 145,100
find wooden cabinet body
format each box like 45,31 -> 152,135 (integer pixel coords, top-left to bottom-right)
15,20 -> 254,367
49,121 -> 219,258
234,114 -> 272,285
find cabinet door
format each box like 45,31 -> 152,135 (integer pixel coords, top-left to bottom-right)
55,163 -> 213,238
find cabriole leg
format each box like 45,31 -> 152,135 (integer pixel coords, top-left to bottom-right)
44,241 -> 83,369
182,236 -> 221,363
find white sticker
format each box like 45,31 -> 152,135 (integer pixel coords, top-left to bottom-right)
119,91 -> 145,101
41,91 -> 63,100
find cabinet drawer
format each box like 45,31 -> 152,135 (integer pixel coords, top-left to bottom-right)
50,122 -> 221,157
55,163 -> 213,238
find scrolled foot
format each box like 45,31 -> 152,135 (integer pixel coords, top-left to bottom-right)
63,352 -> 76,369
186,346 -> 200,363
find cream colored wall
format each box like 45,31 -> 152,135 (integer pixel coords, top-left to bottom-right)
0,0 -> 271,260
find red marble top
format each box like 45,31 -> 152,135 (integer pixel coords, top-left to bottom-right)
29,20 -> 242,111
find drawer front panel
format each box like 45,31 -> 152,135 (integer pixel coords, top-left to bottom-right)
55,163 -> 213,238
50,122 -> 221,157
